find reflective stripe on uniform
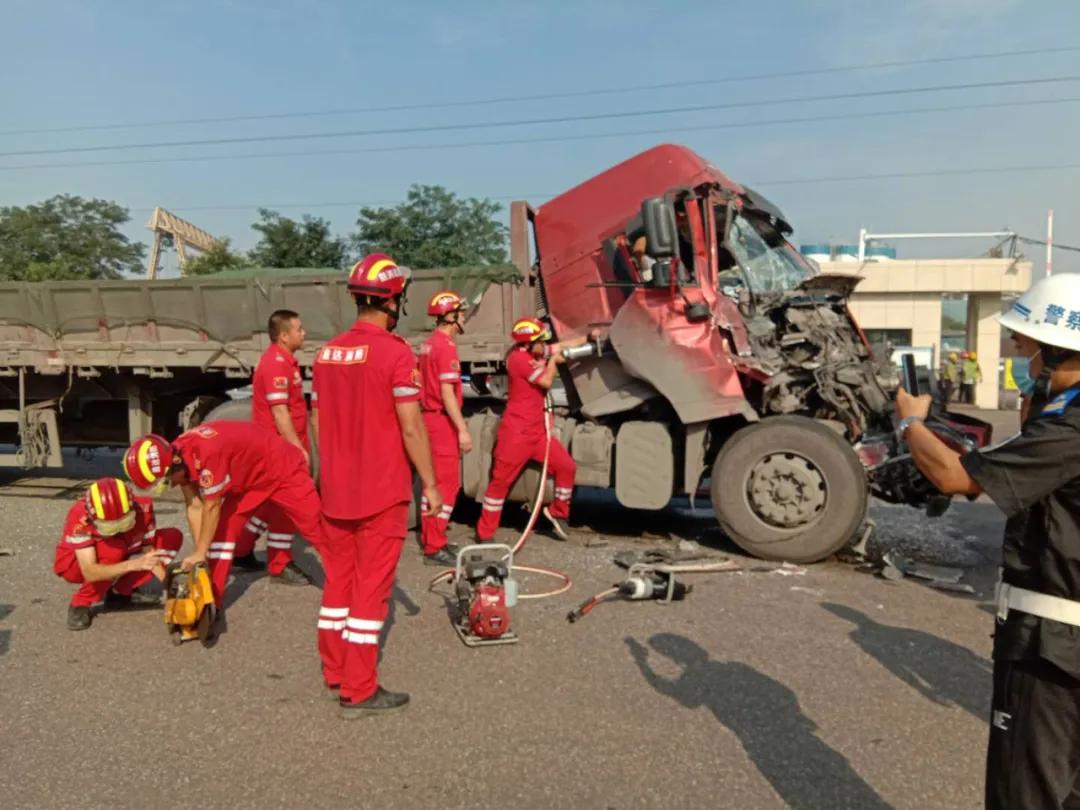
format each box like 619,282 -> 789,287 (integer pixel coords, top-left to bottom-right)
319,606 -> 349,618
438,372 -> 460,381
346,617 -> 383,631
393,386 -> 420,398
343,631 -> 380,645
528,367 -> 544,382
66,535 -> 92,544
266,393 -> 288,402
207,551 -> 233,560
996,582 -> 1080,626
317,619 -> 347,631
266,532 -> 293,549
200,474 -> 232,496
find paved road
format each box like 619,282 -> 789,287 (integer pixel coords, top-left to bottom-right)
0,413 -> 1016,809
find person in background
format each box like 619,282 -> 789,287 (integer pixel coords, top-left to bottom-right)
418,290 -> 471,566
940,351 -> 959,403
961,350 -> 983,405
239,308 -> 314,585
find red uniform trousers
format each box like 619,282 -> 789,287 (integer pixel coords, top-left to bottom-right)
477,428 -> 576,540
233,506 -> 296,573
56,528 -> 183,608
420,412 -> 459,554
318,503 -> 407,703
206,472 -> 323,604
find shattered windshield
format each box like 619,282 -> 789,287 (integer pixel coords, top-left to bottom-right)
723,211 -> 816,293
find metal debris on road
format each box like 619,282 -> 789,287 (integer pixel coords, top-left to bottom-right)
881,551 -> 972,592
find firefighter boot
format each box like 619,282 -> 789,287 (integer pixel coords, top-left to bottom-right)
67,605 -> 92,631
271,561 -> 312,586
340,687 -> 410,719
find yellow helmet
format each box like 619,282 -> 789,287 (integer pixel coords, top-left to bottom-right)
968,351 -> 977,361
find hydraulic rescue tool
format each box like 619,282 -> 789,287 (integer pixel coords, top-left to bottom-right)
567,559 -> 740,622
163,562 -> 217,646
451,544 -> 519,647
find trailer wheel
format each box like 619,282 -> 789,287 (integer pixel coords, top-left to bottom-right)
203,399 -> 253,423
710,415 -> 867,563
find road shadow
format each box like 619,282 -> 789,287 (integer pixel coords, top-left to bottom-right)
823,603 -> 991,720
378,582 -> 421,666
627,633 -> 891,810
0,603 -> 12,657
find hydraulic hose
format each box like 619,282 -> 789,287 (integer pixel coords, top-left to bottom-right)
428,394 -> 572,600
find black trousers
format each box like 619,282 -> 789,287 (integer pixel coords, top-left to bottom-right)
962,382 -> 977,404
987,658 -> 1080,809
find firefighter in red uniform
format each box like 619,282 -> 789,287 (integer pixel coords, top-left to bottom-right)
477,317 -> 591,542
53,477 -> 182,630
123,421 -> 323,612
418,290 -> 472,566
312,253 -> 441,717
228,307 -> 313,585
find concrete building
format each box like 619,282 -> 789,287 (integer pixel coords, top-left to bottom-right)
817,257 -> 1033,408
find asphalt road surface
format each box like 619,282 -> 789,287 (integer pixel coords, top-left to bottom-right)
0,411 -> 1018,809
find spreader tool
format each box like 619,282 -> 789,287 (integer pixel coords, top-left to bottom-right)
567,559 -> 740,623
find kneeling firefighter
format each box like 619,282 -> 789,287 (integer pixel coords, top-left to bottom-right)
896,273 -> 1080,809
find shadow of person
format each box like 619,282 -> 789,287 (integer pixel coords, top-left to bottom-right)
823,602 -> 991,721
627,633 -> 891,810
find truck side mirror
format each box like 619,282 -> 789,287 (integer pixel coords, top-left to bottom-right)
641,198 -> 677,259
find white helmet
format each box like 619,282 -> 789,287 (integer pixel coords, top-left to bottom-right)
999,274 -> 1080,353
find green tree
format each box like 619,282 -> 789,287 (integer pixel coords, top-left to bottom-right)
0,195 -> 145,281
353,185 -> 507,268
248,208 -> 349,268
184,238 -> 252,275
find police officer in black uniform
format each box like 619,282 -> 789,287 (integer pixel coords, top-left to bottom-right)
896,273 -> 1080,809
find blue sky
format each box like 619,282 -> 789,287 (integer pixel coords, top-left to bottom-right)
2,0 -> 1079,274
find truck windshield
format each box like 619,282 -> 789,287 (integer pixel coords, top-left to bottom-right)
722,211 -> 815,293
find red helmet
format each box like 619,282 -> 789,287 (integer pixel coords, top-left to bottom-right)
85,477 -> 137,536
511,317 -> 552,344
347,253 -> 410,299
123,433 -> 173,491
427,290 -> 467,318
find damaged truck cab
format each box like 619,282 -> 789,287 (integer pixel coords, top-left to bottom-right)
481,144 -> 987,562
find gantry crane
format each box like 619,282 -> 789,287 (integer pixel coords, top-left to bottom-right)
145,207 -> 221,279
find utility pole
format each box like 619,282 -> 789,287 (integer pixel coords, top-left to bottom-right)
1046,208 -> 1054,277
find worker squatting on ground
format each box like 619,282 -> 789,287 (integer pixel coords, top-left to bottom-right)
123,422 -> 324,610
476,317 -> 595,543
53,477 -> 182,630
896,273 -> 1080,810
224,308 -> 315,586
312,253 -> 442,717
418,290 -> 472,566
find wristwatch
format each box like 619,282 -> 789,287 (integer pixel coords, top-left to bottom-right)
896,415 -> 924,441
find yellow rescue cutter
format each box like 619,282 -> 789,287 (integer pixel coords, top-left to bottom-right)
163,562 -> 217,646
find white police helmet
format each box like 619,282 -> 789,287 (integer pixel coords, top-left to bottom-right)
999,274 -> 1080,353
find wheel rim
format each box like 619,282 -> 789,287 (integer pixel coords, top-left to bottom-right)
745,451 -> 827,530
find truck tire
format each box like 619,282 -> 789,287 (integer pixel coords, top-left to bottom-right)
710,415 -> 867,563
203,399 -> 253,423
202,398 -> 420,529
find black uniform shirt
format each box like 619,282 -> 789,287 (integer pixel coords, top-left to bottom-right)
961,386 -> 1080,677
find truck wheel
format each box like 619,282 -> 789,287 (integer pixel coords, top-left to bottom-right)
710,415 -> 867,563
201,398 -> 321,482
202,399 -> 253,423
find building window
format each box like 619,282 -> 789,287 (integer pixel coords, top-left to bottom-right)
863,329 -> 913,353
